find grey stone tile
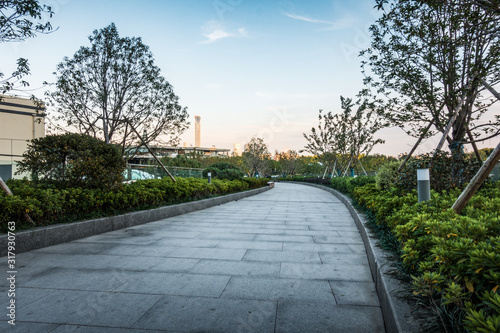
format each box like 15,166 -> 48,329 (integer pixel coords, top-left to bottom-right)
221,277 -> 336,302
22,268 -> 134,291
18,290 -> 161,327
313,235 -> 363,244
74,233 -> 163,245
254,235 -> 313,243
15,253 -> 164,271
261,224 -> 308,230
319,252 -> 369,265
51,325 -> 171,332
5,287 -> 57,309
148,258 -> 200,272
0,321 -> 59,332
280,263 -> 373,281
243,250 -> 321,263
116,272 -> 231,297
232,228 -> 285,235
216,240 -> 283,251
349,244 -> 368,254
190,259 -> 280,277
133,295 -> 276,332
151,238 -> 220,248
98,244 -> 178,257
168,247 -> 247,260
32,242 -> 117,255
283,242 -> 354,253
330,281 -> 380,306
275,300 -> 385,333
285,229 -> 340,236
197,233 -> 256,241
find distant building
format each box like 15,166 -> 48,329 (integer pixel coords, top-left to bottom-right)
195,115 -> 201,147
233,143 -> 242,156
0,95 -> 45,180
127,145 -> 230,164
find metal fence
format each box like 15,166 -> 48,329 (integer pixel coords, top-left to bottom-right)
125,164 -> 204,180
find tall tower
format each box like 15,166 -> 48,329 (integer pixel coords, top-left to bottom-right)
195,116 -> 201,147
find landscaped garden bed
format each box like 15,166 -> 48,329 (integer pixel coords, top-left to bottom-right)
0,177 -> 269,233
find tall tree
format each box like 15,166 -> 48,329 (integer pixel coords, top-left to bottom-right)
361,0 -> 500,182
0,0 -> 54,96
243,137 -> 271,177
276,150 -> 299,176
303,96 -> 385,176
48,23 -> 188,151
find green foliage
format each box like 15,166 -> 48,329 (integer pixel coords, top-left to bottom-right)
397,150 -> 482,193
17,133 -> 125,190
375,161 -> 401,191
1,0 -> 54,95
0,177 -> 269,231
330,176 -> 376,196
350,180 -> 500,332
160,155 -> 203,168
49,23 -> 188,147
202,162 -> 245,180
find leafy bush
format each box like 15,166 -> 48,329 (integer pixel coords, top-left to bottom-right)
397,150 -> 481,193
330,176 -> 376,196
375,161 -> 401,191
16,133 -> 125,190
352,181 -> 500,332
0,177 -> 269,231
202,162 -> 245,180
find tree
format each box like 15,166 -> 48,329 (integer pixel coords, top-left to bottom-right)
48,23 -> 188,152
361,0 -> 500,183
0,0 -> 54,96
276,150 -> 299,176
303,96 -> 385,177
17,133 -> 125,190
242,137 -> 271,177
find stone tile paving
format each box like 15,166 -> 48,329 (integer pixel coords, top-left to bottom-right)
0,182 -> 385,332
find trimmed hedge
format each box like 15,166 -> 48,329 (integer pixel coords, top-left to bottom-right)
0,177 -> 269,232
348,181 -> 500,332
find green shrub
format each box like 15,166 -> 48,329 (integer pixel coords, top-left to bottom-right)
330,176 -> 376,196
352,181 -> 500,332
375,161 -> 401,191
0,177 -> 268,231
202,162 -> 245,180
397,150 -> 481,193
16,133 -> 125,190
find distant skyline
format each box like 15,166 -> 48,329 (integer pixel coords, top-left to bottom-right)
1,0 -> 497,156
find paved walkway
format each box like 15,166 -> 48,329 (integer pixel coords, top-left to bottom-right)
1,182 -> 385,332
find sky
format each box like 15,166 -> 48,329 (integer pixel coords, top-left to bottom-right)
1,0 -> 497,156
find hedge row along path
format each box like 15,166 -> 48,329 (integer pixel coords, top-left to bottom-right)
0,183 -> 385,332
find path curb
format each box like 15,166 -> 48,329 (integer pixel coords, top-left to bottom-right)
297,182 -> 419,333
0,185 -> 272,257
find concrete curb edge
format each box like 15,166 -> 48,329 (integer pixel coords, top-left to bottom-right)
296,182 -> 419,333
0,185 -> 272,257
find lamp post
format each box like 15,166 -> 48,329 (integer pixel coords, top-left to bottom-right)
417,169 -> 431,203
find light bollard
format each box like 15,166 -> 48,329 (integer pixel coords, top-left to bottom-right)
417,168 -> 431,203
207,172 -> 212,184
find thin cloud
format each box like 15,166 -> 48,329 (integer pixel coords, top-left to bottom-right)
201,29 -> 233,44
284,12 -> 356,30
200,21 -> 249,44
284,13 -> 334,25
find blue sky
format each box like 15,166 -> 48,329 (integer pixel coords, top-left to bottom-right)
2,0 -> 472,156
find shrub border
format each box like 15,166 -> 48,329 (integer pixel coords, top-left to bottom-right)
296,182 -> 419,333
0,184 -> 274,257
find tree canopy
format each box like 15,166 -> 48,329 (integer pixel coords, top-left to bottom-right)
303,96 -> 385,176
361,0 -> 500,170
48,23 -> 189,153
243,137 -> 271,177
0,0 -> 54,96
